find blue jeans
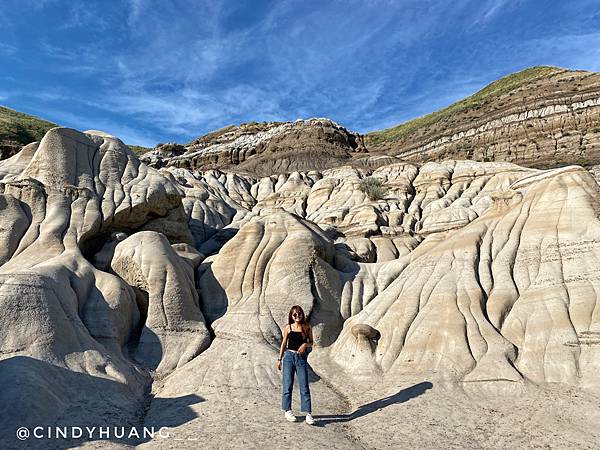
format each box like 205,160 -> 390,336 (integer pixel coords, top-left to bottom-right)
281,349 -> 311,413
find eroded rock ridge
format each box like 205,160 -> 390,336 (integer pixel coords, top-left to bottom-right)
2,126 -> 600,447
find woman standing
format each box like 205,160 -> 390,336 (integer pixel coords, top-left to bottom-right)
277,305 -> 315,425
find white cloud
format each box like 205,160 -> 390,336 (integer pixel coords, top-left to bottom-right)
59,3 -> 111,30
481,0 -> 512,22
7,0 -> 600,144
18,1 -> 454,140
0,42 -> 17,56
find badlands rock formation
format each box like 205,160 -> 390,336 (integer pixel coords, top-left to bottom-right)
2,126 -> 600,447
141,118 -> 367,176
367,66 -> 600,168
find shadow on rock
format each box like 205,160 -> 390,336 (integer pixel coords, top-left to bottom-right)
314,381 -> 433,426
197,226 -> 239,256
0,356 -> 204,449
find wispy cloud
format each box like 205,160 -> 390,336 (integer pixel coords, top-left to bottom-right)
89,0 -> 446,139
2,0 -> 600,146
59,3 -> 112,30
0,42 -> 17,56
37,41 -> 101,75
31,107 -> 160,147
476,0 -> 514,23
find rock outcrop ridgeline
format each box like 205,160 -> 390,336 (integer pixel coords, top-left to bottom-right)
142,118 -> 367,176
367,66 -> 600,168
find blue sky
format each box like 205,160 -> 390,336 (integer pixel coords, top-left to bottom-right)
1,0 -> 600,146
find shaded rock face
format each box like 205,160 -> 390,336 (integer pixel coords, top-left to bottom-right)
0,141 -> 24,160
3,125 -> 600,446
111,231 -> 211,375
141,118 -> 367,176
0,128 -> 201,442
368,68 -> 600,168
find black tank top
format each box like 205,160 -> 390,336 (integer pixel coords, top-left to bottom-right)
287,326 -> 306,351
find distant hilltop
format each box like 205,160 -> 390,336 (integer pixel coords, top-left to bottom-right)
0,105 -> 57,159
4,66 -> 600,173
141,118 -> 368,176
366,66 -> 600,168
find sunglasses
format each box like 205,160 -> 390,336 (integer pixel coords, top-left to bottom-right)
292,312 -> 303,317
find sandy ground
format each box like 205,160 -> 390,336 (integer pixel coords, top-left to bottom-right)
339,382 -> 600,449
8,350 -> 592,449
72,368 -> 600,450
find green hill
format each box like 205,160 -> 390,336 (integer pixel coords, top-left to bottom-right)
0,105 -> 153,157
0,105 -> 58,151
367,66 -> 564,145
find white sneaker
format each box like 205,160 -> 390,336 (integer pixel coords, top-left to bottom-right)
284,410 -> 297,422
305,413 -> 315,425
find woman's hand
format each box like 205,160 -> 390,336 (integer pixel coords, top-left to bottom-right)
277,359 -> 282,370
297,344 -> 307,355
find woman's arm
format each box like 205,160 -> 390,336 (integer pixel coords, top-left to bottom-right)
277,325 -> 289,365
298,325 -> 313,354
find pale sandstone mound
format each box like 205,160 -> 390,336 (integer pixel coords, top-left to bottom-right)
111,231 -> 210,375
145,210 -> 345,435
0,128 -> 198,444
161,160 -> 600,390
198,209 -> 342,347
0,141 -> 39,180
330,166 -> 600,387
161,167 -> 256,250
161,160 -> 536,259
136,161 -> 600,447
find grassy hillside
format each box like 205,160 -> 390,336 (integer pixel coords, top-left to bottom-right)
367,66 -> 565,144
128,145 -> 153,155
0,105 -> 58,147
0,105 -> 153,155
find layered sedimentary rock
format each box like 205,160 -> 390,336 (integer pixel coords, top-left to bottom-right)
141,118 -> 367,176
367,67 -> 600,168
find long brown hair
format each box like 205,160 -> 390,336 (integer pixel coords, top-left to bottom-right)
288,305 -> 310,338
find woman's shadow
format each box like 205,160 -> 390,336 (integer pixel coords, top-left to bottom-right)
313,381 -> 433,426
